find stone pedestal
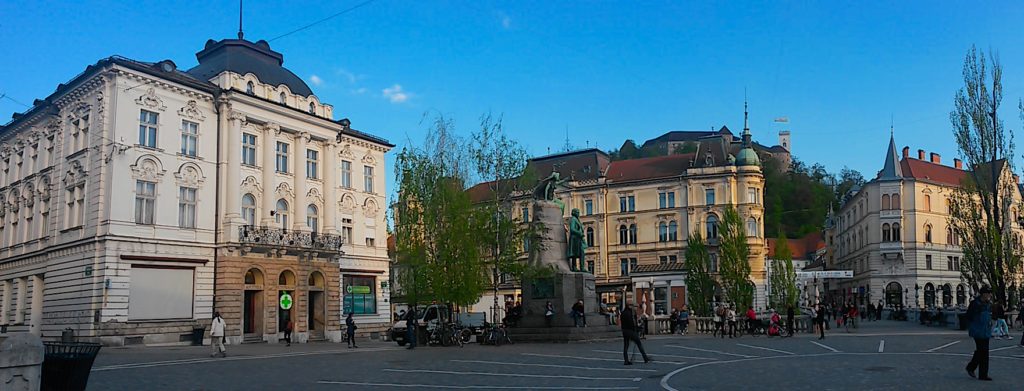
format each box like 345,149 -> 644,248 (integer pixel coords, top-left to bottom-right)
0,333 -> 44,391
521,271 -> 600,327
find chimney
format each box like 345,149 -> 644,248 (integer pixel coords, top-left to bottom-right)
1015,174 -> 1020,184
954,158 -> 963,169
930,153 -> 941,164
917,149 -> 925,160
902,146 -> 910,158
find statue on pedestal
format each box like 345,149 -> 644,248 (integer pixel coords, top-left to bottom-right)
567,208 -> 587,272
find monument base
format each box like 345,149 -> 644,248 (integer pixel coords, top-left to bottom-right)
514,271 -> 619,342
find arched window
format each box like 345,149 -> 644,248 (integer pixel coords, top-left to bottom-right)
924,195 -> 931,211
892,223 -> 901,242
619,225 -> 628,245
586,227 -> 595,247
668,221 -> 678,241
659,222 -> 668,242
308,102 -> 316,114
892,194 -> 901,209
946,199 -> 951,214
278,270 -> 296,286
275,199 -> 289,229
956,284 -> 967,306
942,284 -> 952,307
706,215 -> 719,239
924,283 -> 935,308
746,218 -> 757,237
885,282 -> 903,307
279,92 -> 287,104
924,224 -> 932,243
307,204 -> 319,233
241,194 -> 256,226
882,223 -> 891,242
946,226 -> 953,245
244,268 -> 263,285
246,81 -> 255,95
628,224 -> 638,244
882,194 -> 891,210
308,271 -> 325,288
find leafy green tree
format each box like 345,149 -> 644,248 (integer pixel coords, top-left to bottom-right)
947,46 -> 1023,305
769,233 -> 799,310
684,231 -> 715,316
719,205 -> 754,309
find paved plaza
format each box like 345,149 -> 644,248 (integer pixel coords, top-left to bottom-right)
88,321 -> 1024,390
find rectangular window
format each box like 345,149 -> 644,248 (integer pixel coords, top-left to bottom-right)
630,258 -> 637,273
705,188 -> 715,205
341,160 -> 352,188
241,133 -> 257,166
39,200 -> 48,238
180,120 -> 198,157
620,258 -> 629,276
522,207 -> 529,222
341,219 -> 353,244
619,197 -> 627,212
135,180 -> 156,225
366,237 -> 375,247
660,255 -> 677,264
275,142 -> 289,173
748,188 -> 758,204
709,253 -> 718,272
128,266 -> 194,320
364,166 -> 375,193
659,192 -> 676,209
584,199 -> 593,215
65,184 -> 85,228
628,196 -> 635,212
343,276 -> 377,315
138,110 -> 158,148
306,149 -> 319,179
178,187 -> 196,229
668,192 -> 675,208
654,287 -> 668,316
587,260 -> 595,273
953,257 -> 960,271
925,255 -> 932,270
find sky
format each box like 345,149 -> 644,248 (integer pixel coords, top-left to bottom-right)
3,1 -> 1024,192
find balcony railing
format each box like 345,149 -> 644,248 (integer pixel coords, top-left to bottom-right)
239,225 -> 345,254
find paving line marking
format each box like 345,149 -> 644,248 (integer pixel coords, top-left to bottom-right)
735,343 -> 794,355
521,353 -> 685,365
93,347 -> 401,371
990,345 -> 1018,352
451,360 -> 657,372
878,340 -> 885,353
663,344 -> 758,358
923,340 -> 960,353
591,349 -> 718,361
317,381 -> 638,390
382,368 -> 641,382
809,340 -> 840,353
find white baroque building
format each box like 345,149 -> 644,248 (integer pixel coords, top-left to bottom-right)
0,35 -> 392,345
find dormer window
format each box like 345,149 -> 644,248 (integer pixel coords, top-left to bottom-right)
279,92 -> 287,104
308,102 -> 316,115
246,81 -> 255,95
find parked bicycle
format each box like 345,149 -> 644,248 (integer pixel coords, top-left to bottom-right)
481,323 -> 513,346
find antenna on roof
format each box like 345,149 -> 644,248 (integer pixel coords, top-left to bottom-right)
743,89 -> 749,134
890,113 -> 894,136
238,0 -> 245,39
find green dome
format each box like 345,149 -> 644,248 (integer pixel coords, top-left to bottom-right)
735,147 -> 760,166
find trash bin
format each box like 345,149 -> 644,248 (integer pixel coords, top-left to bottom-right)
958,314 -> 968,330
61,328 -> 76,343
192,326 -> 206,346
41,342 -> 102,391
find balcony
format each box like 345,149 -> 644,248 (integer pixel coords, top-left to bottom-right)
238,225 -> 345,258
880,210 -> 902,219
879,241 -> 903,260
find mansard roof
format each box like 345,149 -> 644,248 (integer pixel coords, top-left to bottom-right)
187,38 -> 314,97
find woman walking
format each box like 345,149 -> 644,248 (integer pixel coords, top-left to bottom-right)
815,304 -> 826,340
346,312 -> 358,348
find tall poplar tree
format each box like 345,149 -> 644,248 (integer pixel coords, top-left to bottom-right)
719,205 -> 754,309
684,231 -> 715,316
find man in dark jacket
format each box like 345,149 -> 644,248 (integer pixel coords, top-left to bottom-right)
620,303 -> 651,365
965,286 -> 993,381
406,309 -> 418,350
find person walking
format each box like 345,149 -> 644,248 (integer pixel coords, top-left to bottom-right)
669,309 -> 679,334
726,305 -> 737,338
713,304 -> 726,338
620,303 -> 652,365
877,300 -> 884,321
679,306 -> 690,335
992,301 -> 1010,339
786,305 -> 795,336
544,301 -> 555,328
815,304 -> 826,340
284,319 -> 294,346
965,286 -> 993,381
406,309 -> 418,350
346,312 -> 359,348
210,311 -> 226,358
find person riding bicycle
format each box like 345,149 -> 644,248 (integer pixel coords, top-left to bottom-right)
745,306 -> 763,334
768,310 -> 782,336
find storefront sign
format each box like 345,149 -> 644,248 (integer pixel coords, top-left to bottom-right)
280,292 -> 293,310
347,285 -> 371,294
796,270 -> 853,280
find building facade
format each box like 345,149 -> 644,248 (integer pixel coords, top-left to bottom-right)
0,36 -> 392,345
469,115 -> 780,318
825,135 -> 1021,309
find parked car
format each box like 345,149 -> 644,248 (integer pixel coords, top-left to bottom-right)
389,305 -> 486,346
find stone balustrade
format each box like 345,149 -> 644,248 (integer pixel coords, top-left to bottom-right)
0,333 -> 43,391
650,315 -> 815,335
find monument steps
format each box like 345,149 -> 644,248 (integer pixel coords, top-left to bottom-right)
509,324 -> 621,343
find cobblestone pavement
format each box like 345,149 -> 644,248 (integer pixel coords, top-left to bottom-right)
87,321 -> 1024,390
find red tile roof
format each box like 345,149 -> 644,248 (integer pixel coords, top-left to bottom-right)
899,158 -> 968,186
767,232 -> 823,261
605,154 -> 694,183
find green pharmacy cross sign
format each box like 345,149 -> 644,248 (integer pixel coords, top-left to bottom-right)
347,286 -> 371,294
279,292 -> 293,310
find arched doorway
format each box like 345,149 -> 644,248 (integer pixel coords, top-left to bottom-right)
307,271 -> 326,340
956,284 -> 967,306
278,270 -> 297,338
941,284 -> 953,307
243,268 -> 264,340
885,282 -> 903,308
924,283 -> 935,308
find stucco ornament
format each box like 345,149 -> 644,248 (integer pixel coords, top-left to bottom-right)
135,88 -> 167,111
178,100 -> 206,121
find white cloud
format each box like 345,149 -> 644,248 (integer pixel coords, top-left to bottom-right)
335,68 -> 361,84
382,84 -> 410,103
353,87 -> 368,95
309,74 -> 324,86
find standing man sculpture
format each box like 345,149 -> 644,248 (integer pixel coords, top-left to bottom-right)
567,208 -> 588,272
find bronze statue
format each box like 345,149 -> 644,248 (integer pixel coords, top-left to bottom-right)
567,208 -> 588,272
532,171 -> 568,201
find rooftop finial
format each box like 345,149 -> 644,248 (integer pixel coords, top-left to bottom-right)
743,89 -> 749,134
890,114 -> 894,136
237,0 -> 245,39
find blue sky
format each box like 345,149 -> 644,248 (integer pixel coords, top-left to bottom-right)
3,1 -> 1024,187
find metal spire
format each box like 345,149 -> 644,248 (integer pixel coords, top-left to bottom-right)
743,89 -> 749,135
237,0 -> 245,39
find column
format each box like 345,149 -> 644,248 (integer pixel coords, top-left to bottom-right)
261,123 -> 278,226
323,142 -> 338,234
292,132 -> 309,231
225,109 -> 244,224
30,275 -> 42,336
15,277 -> 26,324
1,280 -> 9,324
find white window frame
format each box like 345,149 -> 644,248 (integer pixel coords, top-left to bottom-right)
341,160 -> 352,188
364,165 -> 374,193
178,187 -> 197,229
138,110 -> 158,148
275,142 -> 289,173
306,149 -> 319,179
135,180 -> 156,225
180,120 -> 198,157
241,133 -> 257,166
